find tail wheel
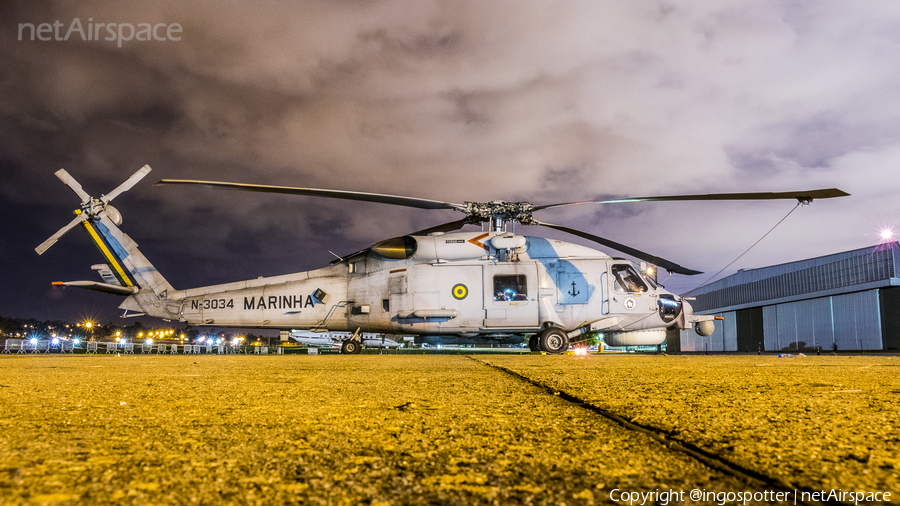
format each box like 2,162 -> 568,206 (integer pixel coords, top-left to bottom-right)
341,340 -> 362,354
528,334 -> 539,352
539,328 -> 569,354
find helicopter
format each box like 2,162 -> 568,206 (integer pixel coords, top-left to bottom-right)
36,165 -> 848,354
289,330 -> 402,349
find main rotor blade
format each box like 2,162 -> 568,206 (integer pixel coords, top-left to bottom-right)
535,221 -> 703,275
410,218 -> 472,236
156,179 -> 465,211
55,169 -> 91,204
103,164 -> 152,203
35,214 -> 84,255
533,188 -> 850,211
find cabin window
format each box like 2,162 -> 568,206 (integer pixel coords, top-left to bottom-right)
382,299 -> 390,312
611,264 -> 648,293
493,275 -> 528,301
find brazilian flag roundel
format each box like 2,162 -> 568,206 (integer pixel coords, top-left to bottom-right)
452,283 -> 468,300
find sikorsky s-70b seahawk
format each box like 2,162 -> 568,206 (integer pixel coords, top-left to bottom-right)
36,166 -> 848,354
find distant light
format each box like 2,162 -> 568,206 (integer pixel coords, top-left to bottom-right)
73,339 -> 81,345
30,338 -> 38,344
574,347 -> 589,357
199,336 -> 206,343
881,229 -> 894,241
146,338 -> 153,345
232,339 -> 239,345
52,338 -> 59,345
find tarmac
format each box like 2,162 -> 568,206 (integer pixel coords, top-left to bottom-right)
0,353 -> 897,505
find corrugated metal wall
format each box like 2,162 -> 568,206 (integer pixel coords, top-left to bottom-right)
679,311 -> 737,352
831,291 -> 882,350
763,305 -> 778,350
692,244 -> 899,312
769,298 -> 834,351
682,290 -> 884,351
723,312 -> 737,351
680,325 -> 702,352
680,243 -> 899,352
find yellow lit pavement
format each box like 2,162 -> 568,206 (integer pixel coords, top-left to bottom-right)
0,354 -> 897,504
482,354 -> 900,503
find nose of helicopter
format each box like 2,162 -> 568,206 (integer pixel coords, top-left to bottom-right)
657,294 -> 683,323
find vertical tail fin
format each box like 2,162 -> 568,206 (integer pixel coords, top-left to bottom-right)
36,165 -> 175,298
81,210 -> 174,297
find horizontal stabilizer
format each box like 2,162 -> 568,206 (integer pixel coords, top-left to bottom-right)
52,280 -> 139,295
92,264 -> 123,286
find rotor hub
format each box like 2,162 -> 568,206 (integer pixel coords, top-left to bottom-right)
463,201 -> 536,226
83,198 -> 105,217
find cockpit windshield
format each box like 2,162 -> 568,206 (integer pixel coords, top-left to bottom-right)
611,264 -> 648,293
643,272 -> 659,290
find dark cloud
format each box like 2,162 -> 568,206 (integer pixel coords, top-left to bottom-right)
3,1 -> 900,319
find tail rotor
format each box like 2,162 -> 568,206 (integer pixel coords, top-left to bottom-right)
35,165 -> 151,255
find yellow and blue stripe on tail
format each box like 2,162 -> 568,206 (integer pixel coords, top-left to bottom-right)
80,213 -> 136,288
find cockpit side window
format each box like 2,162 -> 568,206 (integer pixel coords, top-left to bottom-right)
611,264 -> 648,293
493,275 -> 528,301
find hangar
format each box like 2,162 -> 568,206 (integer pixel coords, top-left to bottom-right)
669,242 -> 900,352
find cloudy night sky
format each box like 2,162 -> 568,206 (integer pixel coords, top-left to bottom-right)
2,1 -> 898,324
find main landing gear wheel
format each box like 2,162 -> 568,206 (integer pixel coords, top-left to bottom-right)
341,340 -> 362,354
539,328 -> 569,354
528,334 -> 539,352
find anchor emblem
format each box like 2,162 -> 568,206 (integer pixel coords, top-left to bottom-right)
568,281 -> 580,297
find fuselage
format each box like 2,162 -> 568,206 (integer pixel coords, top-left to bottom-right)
123,230 -> 680,340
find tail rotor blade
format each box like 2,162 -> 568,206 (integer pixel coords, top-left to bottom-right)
55,169 -> 91,204
35,214 -> 83,255
102,165 -> 152,204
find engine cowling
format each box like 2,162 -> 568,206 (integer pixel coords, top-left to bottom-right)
371,236 -> 417,259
